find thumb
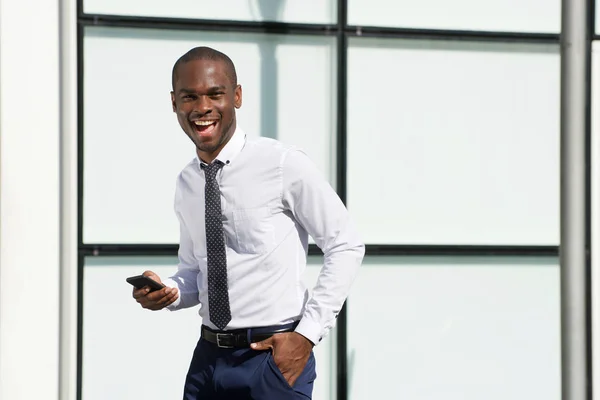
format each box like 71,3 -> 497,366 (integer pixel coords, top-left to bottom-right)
251,336 -> 274,351
143,270 -> 162,283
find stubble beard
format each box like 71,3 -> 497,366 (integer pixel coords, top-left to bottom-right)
193,118 -> 235,155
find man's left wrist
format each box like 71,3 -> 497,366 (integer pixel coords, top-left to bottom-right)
293,331 -> 315,348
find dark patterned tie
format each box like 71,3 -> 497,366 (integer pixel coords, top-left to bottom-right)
202,161 -> 231,330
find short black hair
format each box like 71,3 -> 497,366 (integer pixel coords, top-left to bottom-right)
171,46 -> 238,90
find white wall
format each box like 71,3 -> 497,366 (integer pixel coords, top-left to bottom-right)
0,0 -> 61,399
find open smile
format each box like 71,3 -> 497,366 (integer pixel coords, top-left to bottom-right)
192,120 -> 219,138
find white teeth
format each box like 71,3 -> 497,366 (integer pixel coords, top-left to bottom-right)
194,120 -> 216,126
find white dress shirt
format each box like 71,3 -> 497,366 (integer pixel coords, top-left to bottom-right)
163,127 -> 365,345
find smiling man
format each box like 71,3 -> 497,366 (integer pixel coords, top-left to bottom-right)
132,46 -> 365,400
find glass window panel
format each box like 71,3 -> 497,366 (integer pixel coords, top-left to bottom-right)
83,27 -> 336,244
347,256 -> 560,400
348,0 -> 560,33
84,0 -> 336,24
347,38 -> 559,245
82,256 -> 334,400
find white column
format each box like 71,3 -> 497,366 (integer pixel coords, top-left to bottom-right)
0,0 -> 61,399
59,0 -> 79,398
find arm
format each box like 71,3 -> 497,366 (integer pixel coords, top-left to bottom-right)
162,182 -> 201,311
283,148 -> 365,344
132,203 -> 200,311
251,148 -> 364,386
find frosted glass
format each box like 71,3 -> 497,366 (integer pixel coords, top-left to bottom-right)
348,0 -> 560,33
82,256 -> 335,400
83,27 -> 336,244
84,0 -> 336,24
347,38 -> 559,245
347,256 -> 560,400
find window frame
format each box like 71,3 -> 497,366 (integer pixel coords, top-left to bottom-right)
76,0 -> 593,399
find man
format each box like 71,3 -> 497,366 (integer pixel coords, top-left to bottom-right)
132,46 -> 364,400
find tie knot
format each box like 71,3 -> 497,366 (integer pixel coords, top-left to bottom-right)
202,161 -> 223,180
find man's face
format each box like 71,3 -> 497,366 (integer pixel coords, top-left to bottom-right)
171,59 -> 242,161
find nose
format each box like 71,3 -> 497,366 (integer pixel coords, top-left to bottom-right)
194,95 -> 213,115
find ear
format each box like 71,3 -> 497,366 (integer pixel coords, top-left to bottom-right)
170,91 -> 176,112
234,85 -> 242,109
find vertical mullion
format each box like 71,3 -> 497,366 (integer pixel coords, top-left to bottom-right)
587,0 -> 595,398
560,0 -> 592,398
336,0 -> 349,400
76,0 -> 85,397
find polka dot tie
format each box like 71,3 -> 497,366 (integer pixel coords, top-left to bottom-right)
202,161 -> 231,330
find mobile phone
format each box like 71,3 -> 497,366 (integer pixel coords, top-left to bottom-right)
126,275 -> 165,292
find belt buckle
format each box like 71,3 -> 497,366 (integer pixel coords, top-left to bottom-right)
216,333 -> 234,349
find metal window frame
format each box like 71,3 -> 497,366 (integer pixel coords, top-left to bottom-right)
75,0 -> 596,399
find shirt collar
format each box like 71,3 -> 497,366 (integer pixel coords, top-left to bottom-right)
196,126 -> 246,167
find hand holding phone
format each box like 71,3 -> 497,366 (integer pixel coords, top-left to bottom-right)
126,274 -> 165,292
128,271 -> 179,311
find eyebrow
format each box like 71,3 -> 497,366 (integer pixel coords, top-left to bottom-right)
177,86 -> 227,95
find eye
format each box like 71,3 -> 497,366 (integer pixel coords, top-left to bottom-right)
182,94 -> 196,101
209,92 -> 224,99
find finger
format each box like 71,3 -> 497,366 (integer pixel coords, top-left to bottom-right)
137,297 -> 152,308
250,336 -> 275,351
287,374 -> 298,388
147,293 -> 177,311
155,289 -> 178,305
137,291 -> 161,308
139,297 -> 162,310
274,360 -> 298,387
143,270 -> 162,284
136,287 -> 178,310
132,287 -> 151,299
145,287 -> 171,301
163,292 -> 179,307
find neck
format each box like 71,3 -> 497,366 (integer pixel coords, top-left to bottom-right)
197,123 -> 236,164
197,150 -> 216,164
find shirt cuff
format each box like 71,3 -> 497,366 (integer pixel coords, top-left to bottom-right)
295,317 -> 322,346
161,278 -> 182,310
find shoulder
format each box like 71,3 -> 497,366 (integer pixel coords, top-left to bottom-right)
176,158 -> 198,186
246,136 -> 296,153
244,136 -> 301,164
245,138 -> 324,182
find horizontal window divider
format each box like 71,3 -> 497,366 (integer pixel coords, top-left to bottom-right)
345,25 -> 560,44
79,14 -> 562,43
81,243 -> 324,256
82,244 -> 180,257
80,14 -> 338,35
81,243 -> 559,257
79,14 -> 564,44
366,244 -> 559,256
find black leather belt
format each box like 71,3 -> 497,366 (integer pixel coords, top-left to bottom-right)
201,321 -> 299,348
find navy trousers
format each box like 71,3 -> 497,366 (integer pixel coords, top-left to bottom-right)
183,338 -> 317,399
